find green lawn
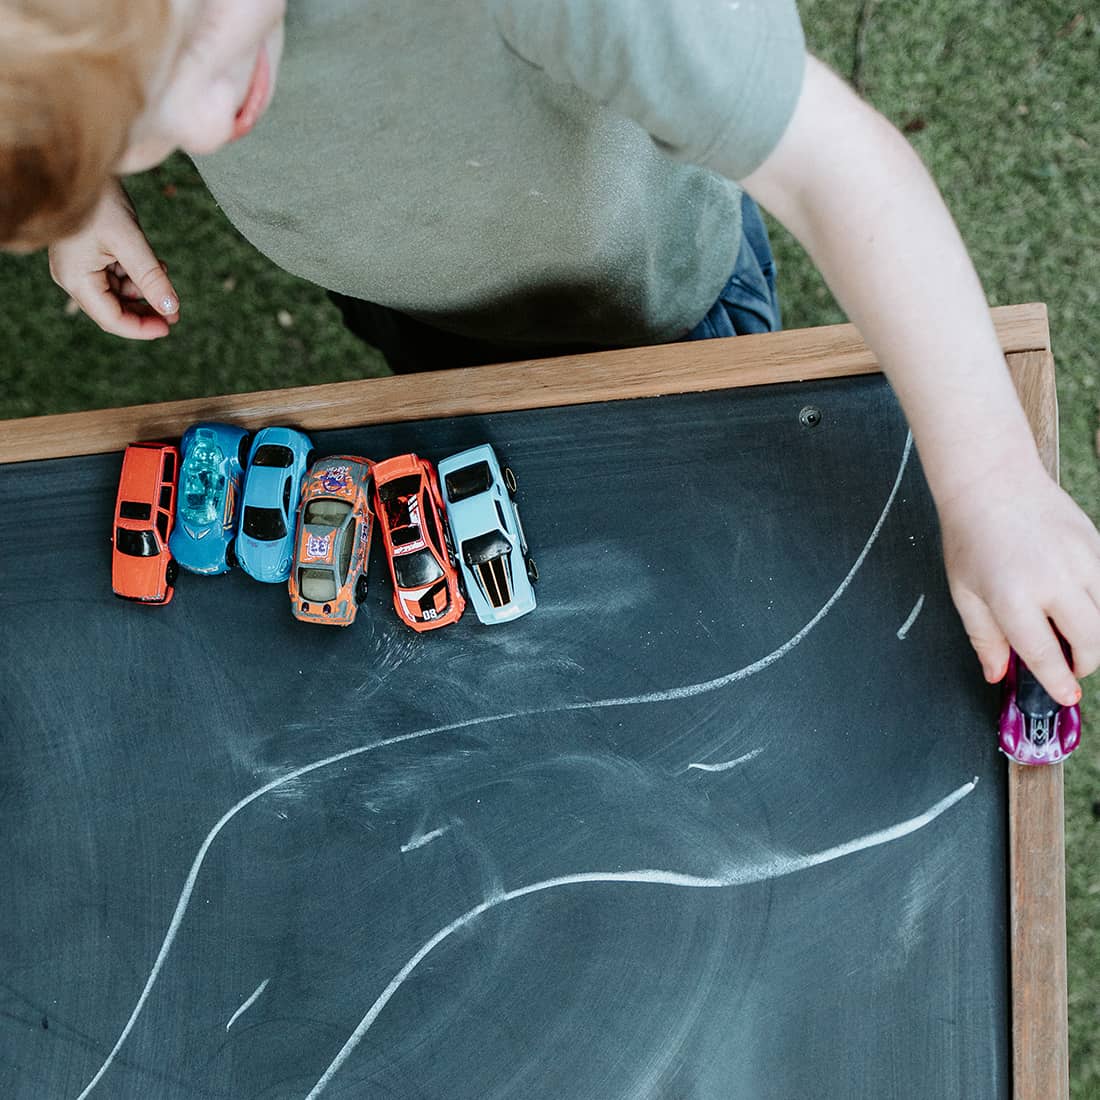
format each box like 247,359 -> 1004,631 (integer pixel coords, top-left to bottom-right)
1,1 -> 1097,1090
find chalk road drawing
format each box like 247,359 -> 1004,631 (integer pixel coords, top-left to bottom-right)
304,777 -> 977,1098
688,748 -> 763,772
74,434 -> 914,1100
896,594 -> 925,640
225,979 -> 270,1032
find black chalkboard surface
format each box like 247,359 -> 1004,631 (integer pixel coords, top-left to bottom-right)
0,375 -> 1009,1100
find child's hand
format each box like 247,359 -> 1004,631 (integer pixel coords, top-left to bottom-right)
47,179 -> 180,340
940,459 -> 1100,707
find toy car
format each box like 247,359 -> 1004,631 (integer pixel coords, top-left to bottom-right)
111,442 -> 180,604
288,455 -> 374,626
436,444 -> 536,624
372,453 -> 465,631
169,422 -> 251,575
237,426 -> 315,583
998,651 -> 1082,765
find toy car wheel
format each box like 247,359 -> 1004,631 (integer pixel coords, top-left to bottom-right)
165,560 -> 179,587
503,466 -> 518,494
225,539 -> 237,569
237,433 -> 253,470
354,575 -> 369,605
526,556 -> 539,584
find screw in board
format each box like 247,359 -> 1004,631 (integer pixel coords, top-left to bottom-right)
799,405 -> 822,427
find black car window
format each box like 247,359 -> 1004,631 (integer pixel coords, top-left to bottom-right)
162,452 -> 175,480
252,444 -> 294,468
243,505 -> 287,541
156,513 -> 170,542
282,477 -> 292,514
394,548 -> 443,588
445,461 -> 492,503
378,474 -> 421,504
116,528 -> 158,557
159,485 -> 173,510
119,501 -> 151,521
338,521 -> 356,582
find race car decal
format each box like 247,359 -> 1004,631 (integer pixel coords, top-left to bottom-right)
304,532 -> 333,560
320,466 -> 352,494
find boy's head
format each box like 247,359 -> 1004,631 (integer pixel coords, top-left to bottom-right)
1,0 -> 284,251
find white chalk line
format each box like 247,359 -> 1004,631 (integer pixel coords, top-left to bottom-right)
896,594 -> 925,640
688,748 -> 763,772
305,775 -> 977,1098
225,979 -> 270,1032
401,826 -> 451,853
75,434 -> 913,1099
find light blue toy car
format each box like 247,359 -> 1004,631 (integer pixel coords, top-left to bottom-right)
169,422 -> 250,575
436,444 -> 536,624
238,426 -> 315,583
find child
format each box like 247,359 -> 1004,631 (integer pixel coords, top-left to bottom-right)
4,0 -> 1099,706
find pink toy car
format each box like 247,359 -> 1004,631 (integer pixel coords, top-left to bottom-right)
998,652 -> 1081,766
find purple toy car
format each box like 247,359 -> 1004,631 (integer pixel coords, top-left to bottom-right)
998,652 -> 1081,766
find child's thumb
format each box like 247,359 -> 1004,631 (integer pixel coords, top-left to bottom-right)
115,235 -> 179,317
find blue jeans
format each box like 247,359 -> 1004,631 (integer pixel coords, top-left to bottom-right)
686,191 -> 781,339
329,190 -> 780,371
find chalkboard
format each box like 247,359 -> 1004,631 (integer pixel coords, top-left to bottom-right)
1,373 -> 1013,1099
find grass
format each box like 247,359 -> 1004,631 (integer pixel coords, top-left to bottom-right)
1,1 -> 1097,1090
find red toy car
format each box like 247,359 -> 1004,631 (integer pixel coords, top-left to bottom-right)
372,453 -> 465,631
111,442 -> 180,604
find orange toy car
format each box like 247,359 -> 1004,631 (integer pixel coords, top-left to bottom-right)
372,453 -> 465,631
288,455 -> 375,626
111,442 -> 180,605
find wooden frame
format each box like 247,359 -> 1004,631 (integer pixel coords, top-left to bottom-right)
0,301 -> 1067,1098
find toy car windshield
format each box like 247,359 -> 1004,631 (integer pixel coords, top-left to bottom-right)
445,462 -> 492,503
243,506 -> 287,541
251,444 -> 294,468
115,528 -> 159,557
303,499 -> 351,528
378,475 -> 420,504
179,439 -> 226,525
1015,664 -> 1058,720
393,548 -> 443,588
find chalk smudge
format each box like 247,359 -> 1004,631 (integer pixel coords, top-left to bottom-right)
225,979 -> 270,1032
688,748 -> 763,772
401,826 -> 451,853
896,594 -> 925,640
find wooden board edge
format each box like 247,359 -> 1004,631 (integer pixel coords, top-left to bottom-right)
1004,349 -> 1069,1100
0,303 -> 1050,464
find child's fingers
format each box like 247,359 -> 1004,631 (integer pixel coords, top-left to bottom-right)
1048,593 -> 1100,682
953,587 -> 1010,684
1000,606 -> 1080,707
110,236 -> 180,320
77,270 -> 172,340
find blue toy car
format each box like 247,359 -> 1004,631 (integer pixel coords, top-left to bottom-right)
169,422 -> 250,575
237,426 -> 315,583
436,444 -> 536,625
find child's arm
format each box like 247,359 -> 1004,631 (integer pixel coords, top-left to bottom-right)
743,55 -> 1100,705
47,179 -> 180,339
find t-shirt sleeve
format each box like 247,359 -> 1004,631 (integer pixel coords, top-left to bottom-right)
492,0 -> 805,180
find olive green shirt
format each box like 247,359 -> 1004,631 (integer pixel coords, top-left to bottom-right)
197,0 -> 805,350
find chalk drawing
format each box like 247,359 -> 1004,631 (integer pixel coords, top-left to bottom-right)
401,825 -> 451,853
74,435 -> 913,1099
225,979 -> 270,1032
896,594 -> 925,640
304,778 -> 978,1098
688,748 -> 763,772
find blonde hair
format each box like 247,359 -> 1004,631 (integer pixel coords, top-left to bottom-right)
1,1 -> 168,250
